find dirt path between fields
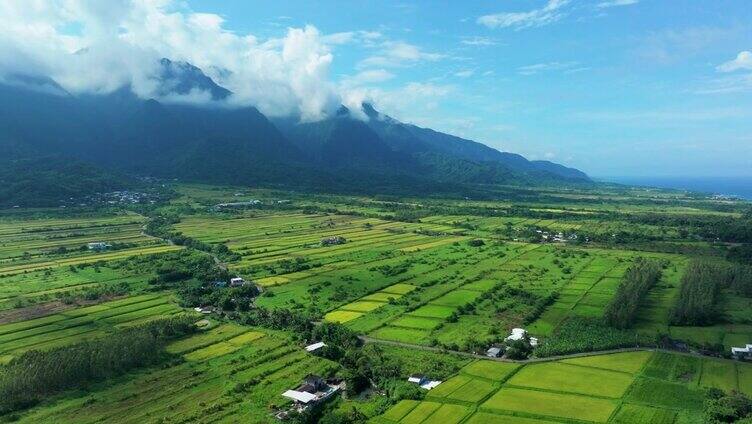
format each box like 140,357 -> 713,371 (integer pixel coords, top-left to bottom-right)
358,336 -> 712,363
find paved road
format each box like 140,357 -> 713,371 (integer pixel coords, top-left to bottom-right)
358,336 -> 712,364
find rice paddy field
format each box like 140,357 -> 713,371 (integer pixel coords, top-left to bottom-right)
0,212 -> 181,310
0,184 -> 750,423
373,350 -> 749,424
0,293 -> 183,364
13,323 -> 337,424
174,213 -> 462,279
168,195 -> 745,349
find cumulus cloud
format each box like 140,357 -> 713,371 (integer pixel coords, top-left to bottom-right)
341,82 -> 453,121
698,51 -> 752,94
717,51 -> 752,72
0,0 -> 341,121
477,0 -> 570,30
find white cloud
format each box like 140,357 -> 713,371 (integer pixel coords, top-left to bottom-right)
342,82 -> 453,122
0,0 -> 343,121
322,30 -> 382,46
460,36 -> 497,46
717,51 -> 752,72
341,69 -> 395,86
358,40 -> 445,69
633,26 -> 737,66
698,51 -> 752,94
596,0 -> 639,9
454,69 -> 475,78
477,0 -> 570,30
517,61 -> 580,75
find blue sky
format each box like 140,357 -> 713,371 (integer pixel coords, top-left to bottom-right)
187,0 -> 752,177
2,1 -> 750,177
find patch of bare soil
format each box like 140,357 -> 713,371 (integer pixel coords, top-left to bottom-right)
0,294 -> 126,324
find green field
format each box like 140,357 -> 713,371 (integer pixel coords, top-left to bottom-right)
13,323 -> 338,423
0,183 -> 750,422
376,350 -> 741,423
0,293 -> 184,362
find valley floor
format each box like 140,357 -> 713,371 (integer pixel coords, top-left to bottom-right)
0,183 -> 750,423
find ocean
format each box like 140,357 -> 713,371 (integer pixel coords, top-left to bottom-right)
598,176 -> 752,201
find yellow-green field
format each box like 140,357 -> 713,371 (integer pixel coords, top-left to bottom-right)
374,350 -> 748,424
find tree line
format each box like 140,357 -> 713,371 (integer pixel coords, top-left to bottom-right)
145,214 -> 240,262
670,261 -> 752,326
604,258 -> 664,329
0,316 -> 197,414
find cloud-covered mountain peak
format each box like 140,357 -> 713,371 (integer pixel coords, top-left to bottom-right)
154,58 -> 231,102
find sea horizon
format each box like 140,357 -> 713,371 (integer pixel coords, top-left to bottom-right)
597,175 -> 752,201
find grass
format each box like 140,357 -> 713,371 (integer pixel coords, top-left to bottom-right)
461,361 -> 519,381
506,362 -> 634,398
482,387 -> 618,422
700,358 -> 738,392
408,304 -> 456,319
426,375 -> 471,398
13,324 -> 338,424
738,363 -> 752,397
3,186 -> 750,423
445,378 -> 496,403
464,413 -> 559,424
0,293 -> 183,359
422,403 -> 471,423
324,310 -> 363,323
340,301 -> 385,312
561,350 -> 652,374
370,326 -> 430,344
390,315 -> 443,330
399,401 -> 442,424
612,404 -> 677,424
381,400 -> 418,421
381,284 -> 417,295
378,350 -> 739,424
627,377 -> 705,411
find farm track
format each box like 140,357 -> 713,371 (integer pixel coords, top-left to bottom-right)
359,335 -> 717,365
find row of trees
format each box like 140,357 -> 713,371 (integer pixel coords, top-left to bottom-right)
145,214 -> 240,262
670,261 -> 752,326
604,258 -> 664,329
0,316 -> 197,413
670,261 -> 724,326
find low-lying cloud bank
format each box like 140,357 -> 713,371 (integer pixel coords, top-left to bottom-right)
0,0 -> 345,121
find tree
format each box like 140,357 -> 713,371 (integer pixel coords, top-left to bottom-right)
705,389 -> 752,423
505,338 -> 533,360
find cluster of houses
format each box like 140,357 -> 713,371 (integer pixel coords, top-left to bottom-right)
102,190 -> 154,205
535,230 -> 577,243
214,200 -> 262,210
320,236 -> 347,246
214,198 -> 291,210
276,374 -> 343,419
486,328 -> 538,358
194,277 -> 254,314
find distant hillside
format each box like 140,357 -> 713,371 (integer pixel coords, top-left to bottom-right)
0,156 -> 135,208
0,58 -> 591,203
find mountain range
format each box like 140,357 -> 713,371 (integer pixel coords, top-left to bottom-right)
0,58 -> 589,206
